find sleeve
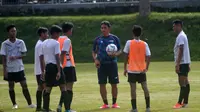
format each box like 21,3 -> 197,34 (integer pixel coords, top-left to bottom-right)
145,42 -> 151,56
55,42 -> 61,55
0,42 -> 6,55
62,39 -> 71,52
123,40 -> 130,54
92,37 -> 98,52
115,36 -> 121,51
177,36 -> 185,46
20,40 -> 27,53
38,43 -> 43,56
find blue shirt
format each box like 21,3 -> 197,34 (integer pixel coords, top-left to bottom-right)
93,34 -> 121,64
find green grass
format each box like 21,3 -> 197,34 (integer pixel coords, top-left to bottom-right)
0,62 -> 200,112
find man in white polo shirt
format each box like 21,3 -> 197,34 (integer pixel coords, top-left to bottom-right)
34,27 -> 49,111
0,24 -> 36,109
172,20 -> 191,109
40,25 -> 69,112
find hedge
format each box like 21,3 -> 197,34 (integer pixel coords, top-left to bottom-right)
0,13 -> 200,63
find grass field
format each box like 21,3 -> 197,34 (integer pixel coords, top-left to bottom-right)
0,62 -> 200,112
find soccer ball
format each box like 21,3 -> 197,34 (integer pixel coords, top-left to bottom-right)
106,44 -> 118,54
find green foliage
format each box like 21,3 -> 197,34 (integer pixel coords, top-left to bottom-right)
0,13 -> 200,63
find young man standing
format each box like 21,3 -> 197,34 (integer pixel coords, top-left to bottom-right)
34,27 -> 49,111
40,25 -> 69,112
123,25 -> 151,112
172,20 -> 191,109
57,22 -> 77,112
92,21 -> 121,109
0,24 -> 36,109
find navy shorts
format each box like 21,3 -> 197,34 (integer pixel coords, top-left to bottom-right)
45,63 -> 66,87
178,64 -> 190,77
4,70 -> 26,82
97,62 -> 119,84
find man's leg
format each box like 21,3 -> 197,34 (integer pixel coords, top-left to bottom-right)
130,83 -> 137,110
59,84 -> 70,111
184,78 -> 190,105
141,82 -> 150,109
20,80 -> 32,106
177,76 -> 187,104
43,87 -> 52,111
100,84 -> 108,105
36,84 -> 44,110
8,81 -> 17,106
111,84 -> 118,105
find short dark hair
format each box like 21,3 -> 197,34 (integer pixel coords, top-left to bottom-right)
132,25 -> 142,37
37,27 -> 48,36
101,21 -> 111,28
62,22 -> 74,33
50,25 -> 62,35
173,19 -> 183,27
6,24 -> 16,32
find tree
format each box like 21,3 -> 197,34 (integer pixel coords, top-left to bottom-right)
139,0 -> 151,17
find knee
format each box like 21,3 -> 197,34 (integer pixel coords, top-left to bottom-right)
37,85 -> 43,91
111,84 -> 117,89
22,84 -> 28,90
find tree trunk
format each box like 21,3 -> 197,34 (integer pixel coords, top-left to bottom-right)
139,0 -> 151,17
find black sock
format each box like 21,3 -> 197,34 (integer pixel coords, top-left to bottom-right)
62,91 -> 70,110
178,86 -> 186,104
43,92 -> 50,110
67,90 -> 73,109
184,84 -> 190,104
22,89 -> 32,105
58,92 -> 63,107
9,90 -> 16,105
145,97 -> 150,108
131,99 -> 137,110
103,99 -> 108,105
112,98 -> 117,104
36,90 -> 42,109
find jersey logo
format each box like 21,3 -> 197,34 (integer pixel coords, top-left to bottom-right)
109,40 -> 114,43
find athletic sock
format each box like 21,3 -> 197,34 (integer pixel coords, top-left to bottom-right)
58,92 -> 63,107
9,90 -> 16,105
43,92 -> 50,110
62,91 -> 70,110
103,99 -> 108,105
178,86 -> 186,104
36,90 -> 42,109
184,84 -> 190,104
131,99 -> 137,110
145,97 -> 150,108
67,90 -> 73,108
112,98 -> 117,104
22,89 -> 32,105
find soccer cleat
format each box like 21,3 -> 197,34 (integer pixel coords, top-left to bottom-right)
28,104 -> 37,108
12,104 -> 18,109
173,103 -> 182,109
112,103 -> 120,108
146,108 -> 151,112
56,105 -> 62,112
100,104 -> 110,109
182,104 -> 188,108
129,109 -> 138,112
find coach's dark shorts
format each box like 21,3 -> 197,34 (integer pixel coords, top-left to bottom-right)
97,62 -> 119,84
63,67 -> 77,83
178,64 -> 189,77
45,63 -> 66,87
4,70 -> 26,82
128,73 -> 146,83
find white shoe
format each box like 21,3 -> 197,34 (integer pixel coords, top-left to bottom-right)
28,104 -> 37,108
146,108 -> 151,112
70,110 -> 76,112
12,104 -> 18,109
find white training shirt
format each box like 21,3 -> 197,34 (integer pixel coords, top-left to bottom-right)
174,30 -> 191,64
0,39 -> 27,72
40,39 -> 61,65
60,36 -> 72,67
34,40 -> 43,75
123,39 -> 151,73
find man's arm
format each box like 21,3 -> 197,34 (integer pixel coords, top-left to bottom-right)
176,45 -> 184,66
123,53 -> 128,76
55,54 -> 61,73
39,55 -> 45,75
2,55 -> 7,77
145,56 -> 151,71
